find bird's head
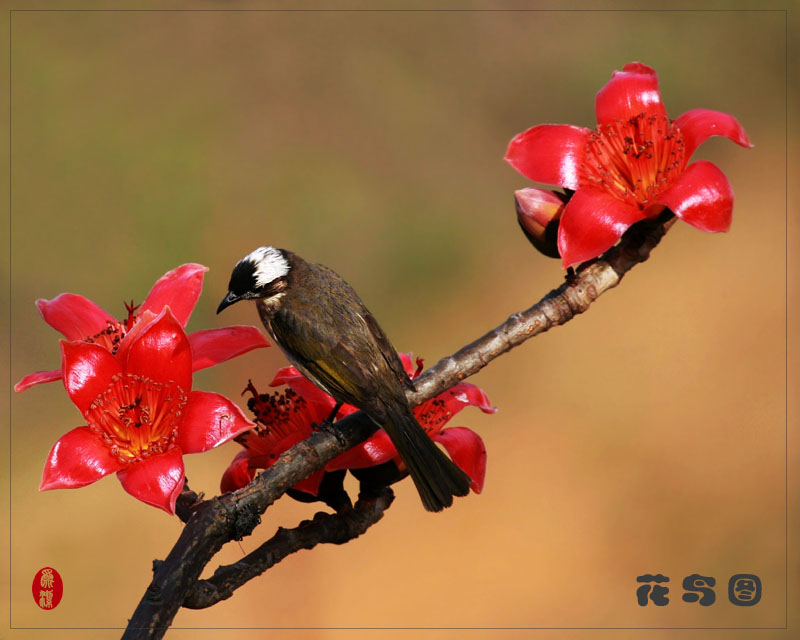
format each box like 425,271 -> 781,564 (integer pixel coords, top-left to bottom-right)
217,246 -> 291,314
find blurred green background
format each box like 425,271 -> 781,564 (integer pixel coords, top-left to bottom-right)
3,3 -> 793,639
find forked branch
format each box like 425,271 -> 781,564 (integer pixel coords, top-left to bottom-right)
123,212 -> 675,640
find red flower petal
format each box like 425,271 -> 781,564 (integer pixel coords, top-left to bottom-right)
434,427 -> 486,493
414,382 -> 496,437
123,308 -> 192,391
188,326 -> 269,372
141,263 -> 208,327
397,353 -> 417,378
239,430 -> 309,463
176,390 -> 254,454
673,108 -> 752,159
226,429 -> 329,494
270,365 -> 302,386
111,308 -> 158,366
61,341 -> 122,414
557,187 -> 646,268
220,449 -> 254,493
292,469 -> 326,497
595,62 -> 666,124
37,294 -> 117,341
14,368 -> 61,392
117,448 -> 185,514
326,430 -> 397,470
40,426 -> 125,490
505,124 -> 589,190
655,160 -> 733,232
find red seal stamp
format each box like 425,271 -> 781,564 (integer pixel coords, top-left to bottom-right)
32,567 -> 63,610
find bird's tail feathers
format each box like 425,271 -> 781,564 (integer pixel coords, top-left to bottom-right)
380,400 -> 471,512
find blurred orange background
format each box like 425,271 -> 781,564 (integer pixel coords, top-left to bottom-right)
3,3 -> 795,640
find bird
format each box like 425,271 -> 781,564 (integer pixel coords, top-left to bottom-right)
217,246 -> 471,511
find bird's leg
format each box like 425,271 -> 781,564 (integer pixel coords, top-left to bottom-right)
312,402 -> 348,446
325,402 -> 343,425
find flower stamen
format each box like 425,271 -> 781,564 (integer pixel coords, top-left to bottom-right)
416,397 -> 453,435
85,322 -> 126,355
83,300 -> 141,355
580,113 -> 687,209
86,373 -> 186,463
239,381 -> 310,450
123,299 -> 140,331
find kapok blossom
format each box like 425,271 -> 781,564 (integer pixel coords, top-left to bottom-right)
221,354 -> 494,498
41,308 -> 254,514
15,263 -> 268,392
220,380 -> 357,499
505,62 -> 752,268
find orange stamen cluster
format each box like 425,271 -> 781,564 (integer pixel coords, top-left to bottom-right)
580,113 -> 687,209
86,373 -> 186,463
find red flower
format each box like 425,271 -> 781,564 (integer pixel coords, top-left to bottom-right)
41,308 -> 254,514
15,264 -> 268,392
221,354 -> 495,497
505,62 -> 752,268
219,379 -> 352,498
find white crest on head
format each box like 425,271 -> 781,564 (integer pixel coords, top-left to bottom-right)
241,246 -> 290,288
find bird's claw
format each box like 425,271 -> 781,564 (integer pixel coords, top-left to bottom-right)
313,419 -> 348,447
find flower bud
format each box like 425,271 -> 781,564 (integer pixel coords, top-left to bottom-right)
514,188 -> 564,259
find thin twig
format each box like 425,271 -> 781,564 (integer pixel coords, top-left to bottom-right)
183,487 -> 395,609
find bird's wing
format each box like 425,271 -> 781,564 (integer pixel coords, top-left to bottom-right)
270,305 -> 383,414
271,261 -> 412,412
361,310 -> 416,394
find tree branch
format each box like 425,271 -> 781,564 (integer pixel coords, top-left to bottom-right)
123,412 -> 380,639
409,213 -> 675,402
123,213 -> 675,639
183,486 -> 394,609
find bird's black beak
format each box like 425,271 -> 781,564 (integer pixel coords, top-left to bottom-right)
216,291 -> 241,314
